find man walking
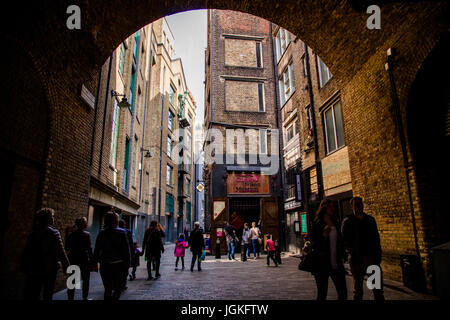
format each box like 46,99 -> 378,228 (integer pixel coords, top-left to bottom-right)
265,235 -> 278,267
342,197 -> 384,301
188,222 -> 204,271
242,223 -> 251,258
94,212 -> 131,300
224,221 -> 237,260
118,219 -> 134,291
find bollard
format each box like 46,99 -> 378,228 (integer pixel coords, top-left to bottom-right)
241,240 -> 247,262
215,238 -> 221,259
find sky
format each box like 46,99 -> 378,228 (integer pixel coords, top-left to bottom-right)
165,10 -> 207,155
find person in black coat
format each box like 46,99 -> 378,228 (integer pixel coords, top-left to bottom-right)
310,199 -> 347,301
66,217 -> 96,300
142,220 -> 164,280
188,222 -> 205,272
94,212 -> 131,300
21,208 -> 70,300
119,219 -> 134,291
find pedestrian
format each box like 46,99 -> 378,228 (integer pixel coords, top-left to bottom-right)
188,222 -> 205,272
174,233 -> 189,271
119,219 -> 134,291
157,221 -> 166,238
66,217 -> 96,300
184,226 -> 189,241
249,221 -> 261,260
274,239 -> 282,265
310,199 -> 347,301
94,211 -> 131,300
342,196 -> 385,301
142,220 -> 164,280
129,242 -> 143,281
21,208 -> 70,300
242,223 -> 251,258
224,221 -> 237,260
265,235 -> 279,267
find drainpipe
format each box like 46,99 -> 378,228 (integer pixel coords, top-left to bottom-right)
158,68 -> 166,223
385,48 -> 421,259
98,53 -> 114,177
270,23 -> 287,252
303,43 -> 324,202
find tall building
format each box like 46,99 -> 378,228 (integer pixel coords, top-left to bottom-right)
89,17 -> 196,245
272,26 -> 353,253
203,10 -> 283,254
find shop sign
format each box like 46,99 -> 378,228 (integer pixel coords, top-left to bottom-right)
213,201 -> 226,220
227,173 -> 270,195
300,212 -> 308,234
284,200 -> 301,211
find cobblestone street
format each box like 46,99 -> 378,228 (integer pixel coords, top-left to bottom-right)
54,244 -> 435,300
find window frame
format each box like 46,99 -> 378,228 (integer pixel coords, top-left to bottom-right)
166,164 -> 173,186
323,101 -> 345,154
317,55 -> 333,88
255,42 -> 263,68
259,129 -> 268,155
258,83 -> 265,112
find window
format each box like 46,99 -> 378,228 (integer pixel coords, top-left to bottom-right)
166,164 -> 173,185
165,192 -> 174,214
118,44 -> 126,76
123,137 -> 130,191
260,129 -> 267,154
169,84 -> 176,105
278,62 -> 295,106
168,110 -> 174,131
167,136 -> 172,158
323,101 -> 345,154
306,106 -> 313,130
258,83 -> 265,112
133,31 -> 140,62
129,65 -> 136,113
186,178 -> 190,196
131,136 -> 137,187
275,28 -> 290,61
317,56 -> 332,87
109,100 -> 121,167
287,125 -> 295,142
302,56 -> 308,77
256,42 -> 263,68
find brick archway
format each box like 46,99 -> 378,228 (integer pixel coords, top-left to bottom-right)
0,0 -> 448,298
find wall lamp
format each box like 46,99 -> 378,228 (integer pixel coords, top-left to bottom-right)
111,90 -> 131,109
140,148 -> 152,158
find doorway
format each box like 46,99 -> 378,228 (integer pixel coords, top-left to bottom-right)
228,198 -> 260,242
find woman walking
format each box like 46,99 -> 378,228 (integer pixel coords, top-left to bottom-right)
249,222 -> 261,260
66,217 -> 96,300
310,199 -> 347,300
142,220 -> 165,280
174,233 -> 189,270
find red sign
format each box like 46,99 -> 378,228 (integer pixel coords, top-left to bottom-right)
227,173 -> 270,195
217,231 -> 223,237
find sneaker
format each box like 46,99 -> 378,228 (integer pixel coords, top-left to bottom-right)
175,267 -> 178,271
275,264 -> 279,267
190,267 -> 194,272
254,257 -> 257,260
182,266 -> 185,270
146,277 -> 153,281
198,268 -> 202,271
155,273 -> 161,278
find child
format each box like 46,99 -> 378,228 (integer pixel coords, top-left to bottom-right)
174,233 -> 189,271
265,235 -> 278,267
129,242 -> 143,280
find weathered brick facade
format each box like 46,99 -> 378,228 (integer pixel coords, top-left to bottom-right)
0,0 -> 448,298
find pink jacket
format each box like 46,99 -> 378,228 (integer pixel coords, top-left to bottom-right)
174,239 -> 188,257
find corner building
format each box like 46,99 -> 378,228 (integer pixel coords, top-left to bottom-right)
203,10 -> 283,255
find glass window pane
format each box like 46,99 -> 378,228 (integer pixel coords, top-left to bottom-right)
333,102 -> 345,147
325,108 -> 336,152
258,83 -> 264,111
279,79 -> 285,105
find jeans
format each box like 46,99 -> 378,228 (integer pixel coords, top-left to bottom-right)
251,239 -> 258,257
191,252 -> 202,271
350,256 -> 384,301
176,257 -> 185,268
244,243 -> 250,257
24,271 -> 57,300
267,251 -> 278,266
67,268 -> 91,300
227,241 -> 235,260
313,268 -> 348,301
146,255 -> 161,278
99,262 -> 125,300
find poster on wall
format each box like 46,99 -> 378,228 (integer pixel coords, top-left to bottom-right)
213,200 -> 226,220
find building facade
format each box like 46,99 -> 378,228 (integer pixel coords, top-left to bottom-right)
203,10 -> 283,254
272,26 -> 353,254
89,17 -> 196,246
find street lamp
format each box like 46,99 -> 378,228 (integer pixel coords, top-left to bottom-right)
140,148 -> 152,158
111,90 -> 131,109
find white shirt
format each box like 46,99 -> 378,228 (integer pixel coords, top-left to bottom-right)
329,226 -> 338,269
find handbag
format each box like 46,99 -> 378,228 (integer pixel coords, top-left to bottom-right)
201,250 -> 206,261
298,249 -> 316,272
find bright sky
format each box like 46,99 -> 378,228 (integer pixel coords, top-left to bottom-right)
165,10 -> 207,155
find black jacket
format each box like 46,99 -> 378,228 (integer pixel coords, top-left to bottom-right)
21,226 -> 70,274
143,228 -> 164,257
310,219 -> 345,273
66,229 -> 95,269
94,227 -> 131,265
189,228 -> 205,254
341,213 -> 382,264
